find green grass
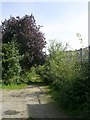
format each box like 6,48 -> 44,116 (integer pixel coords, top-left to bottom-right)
1,84 -> 28,90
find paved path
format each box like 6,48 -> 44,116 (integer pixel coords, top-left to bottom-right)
0,85 -> 68,119
0,89 -> 2,119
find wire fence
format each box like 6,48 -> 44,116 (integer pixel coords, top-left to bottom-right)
65,46 -> 90,63
75,46 -> 90,63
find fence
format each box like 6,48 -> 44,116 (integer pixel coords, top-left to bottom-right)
65,46 -> 90,63
75,46 -> 90,63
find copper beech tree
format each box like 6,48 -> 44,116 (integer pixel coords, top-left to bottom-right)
2,14 -> 46,69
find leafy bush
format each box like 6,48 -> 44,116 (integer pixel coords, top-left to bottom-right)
22,66 -> 42,84
2,39 -> 21,85
39,40 -> 90,117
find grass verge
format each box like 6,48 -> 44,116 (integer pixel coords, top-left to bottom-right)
1,84 -> 28,90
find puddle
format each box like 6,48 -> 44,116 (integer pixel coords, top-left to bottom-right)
4,110 -> 20,115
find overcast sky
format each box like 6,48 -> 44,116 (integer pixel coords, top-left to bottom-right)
1,1 -> 89,50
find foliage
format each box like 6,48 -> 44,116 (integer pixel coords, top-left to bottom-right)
0,43 -> 2,81
2,39 -> 21,85
38,40 -> 90,117
21,66 -> 42,85
2,14 -> 46,69
2,14 -> 46,85
36,64 -> 49,84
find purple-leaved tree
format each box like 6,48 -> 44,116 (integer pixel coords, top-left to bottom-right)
2,14 -> 46,69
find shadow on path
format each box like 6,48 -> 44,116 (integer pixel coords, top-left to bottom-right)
26,85 -> 68,118
2,85 -> 68,119
27,103 -> 68,118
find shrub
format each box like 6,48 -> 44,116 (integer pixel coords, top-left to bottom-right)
39,40 -> 90,117
2,39 -> 21,85
23,66 -> 42,84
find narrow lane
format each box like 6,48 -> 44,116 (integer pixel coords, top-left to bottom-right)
1,85 -> 68,118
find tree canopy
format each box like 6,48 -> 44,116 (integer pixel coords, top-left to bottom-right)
2,14 -> 46,69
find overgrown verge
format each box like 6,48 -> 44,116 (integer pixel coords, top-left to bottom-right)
36,41 -> 90,118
